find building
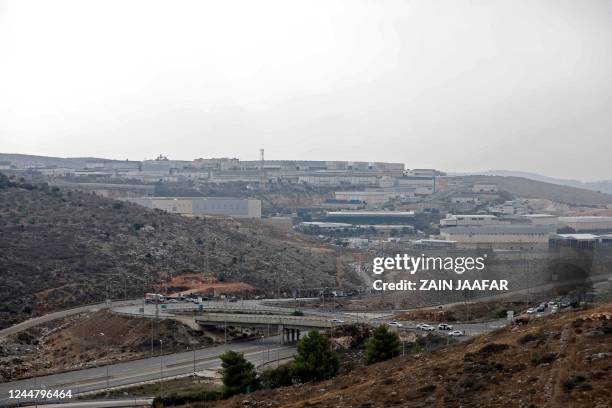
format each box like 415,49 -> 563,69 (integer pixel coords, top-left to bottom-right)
521,214 -> 559,227
557,216 -> 612,233
334,191 -> 397,208
472,184 -> 498,193
439,225 -> 552,250
299,174 -> 379,187
439,214 -> 504,227
396,176 -> 435,195
450,195 -> 480,204
126,197 -> 261,218
325,210 -> 415,225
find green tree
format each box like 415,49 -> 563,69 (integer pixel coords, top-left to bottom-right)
365,325 -> 401,364
219,350 -> 258,397
291,330 -> 339,382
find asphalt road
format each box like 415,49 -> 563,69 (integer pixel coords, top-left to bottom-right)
0,300 -> 142,340
0,337 -> 295,407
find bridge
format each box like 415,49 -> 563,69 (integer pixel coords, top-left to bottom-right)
195,313 -> 340,343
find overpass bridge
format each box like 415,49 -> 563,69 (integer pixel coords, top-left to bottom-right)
195,313 -> 341,343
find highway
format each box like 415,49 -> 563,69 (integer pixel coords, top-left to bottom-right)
0,337 -> 295,407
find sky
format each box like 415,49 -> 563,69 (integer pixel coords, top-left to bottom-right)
1,0 -> 611,181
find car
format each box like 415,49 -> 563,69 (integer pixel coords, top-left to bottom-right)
536,305 -> 545,313
447,330 -> 464,337
228,298 -> 238,303
526,308 -> 536,314
438,323 -> 453,330
168,298 -> 178,303
416,323 -> 435,331
387,321 -> 403,327
329,318 -> 345,324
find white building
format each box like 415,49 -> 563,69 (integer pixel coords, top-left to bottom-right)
558,216 -> 612,232
521,214 -> 559,227
439,225 -> 551,249
439,214 -> 504,227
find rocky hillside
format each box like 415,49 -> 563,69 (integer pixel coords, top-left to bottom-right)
0,173 -> 358,330
216,302 -> 612,407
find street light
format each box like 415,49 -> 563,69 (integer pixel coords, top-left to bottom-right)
261,335 -> 265,369
99,332 -> 109,390
159,339 -> 164,401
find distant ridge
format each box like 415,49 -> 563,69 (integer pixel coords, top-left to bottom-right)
0,153 -> 131,169
476,170 -> 612,195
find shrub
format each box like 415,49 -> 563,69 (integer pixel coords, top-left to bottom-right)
260,363 -> 294,389
365,325 -> 400,364
563,374 -> 586,390
291,330 -> 339,382
219,350 -> 258,397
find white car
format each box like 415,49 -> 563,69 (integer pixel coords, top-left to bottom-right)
526,308 -> 536,314
329,319 -> 345,324
416,323 -> 435,331
387,321 -> 403,327
168,298 -> 178,303
447,330 -> 464,337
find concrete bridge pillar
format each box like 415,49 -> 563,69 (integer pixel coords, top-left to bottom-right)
279,324 -> 284,344
297,329 -> 301,341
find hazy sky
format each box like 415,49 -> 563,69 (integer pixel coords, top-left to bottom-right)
1,0 -> 611,180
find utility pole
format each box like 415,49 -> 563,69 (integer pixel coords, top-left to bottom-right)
259,148 -> 265,189
193,344 -> 196,375
160,340 -> 164,402
100,332 -> 109,390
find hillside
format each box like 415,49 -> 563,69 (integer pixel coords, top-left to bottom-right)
466,175 -> 612,207
215,302 -> 612,407
0,173 -> 358,330
482,170 -> 612,195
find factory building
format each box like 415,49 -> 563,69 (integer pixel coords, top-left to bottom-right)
439,225 -> 552,250
325,210 -> 415,225
334,191 -> 397,207
439,214 -> 504,227
126,197 -> 261,218
557,216 -> 612,233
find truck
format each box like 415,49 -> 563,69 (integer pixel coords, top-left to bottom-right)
145,293 -> 165,304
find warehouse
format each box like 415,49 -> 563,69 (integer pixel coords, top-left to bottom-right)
126,197 -> 261,218
558,216 -> 612,232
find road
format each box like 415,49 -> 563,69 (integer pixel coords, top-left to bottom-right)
0,300 -> 142,340
0,337 -> 295,407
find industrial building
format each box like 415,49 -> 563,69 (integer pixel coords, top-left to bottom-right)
126,197 -> 261,218
334,191 -> 398,208
325,210 -> 415,225
558,216 -> 612,233
439,214 -> 504,227
439,225 -> 552,250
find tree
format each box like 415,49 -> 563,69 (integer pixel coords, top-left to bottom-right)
291,330 -> 339,382
219,350 -> 258,397
365,325 -> 401,364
